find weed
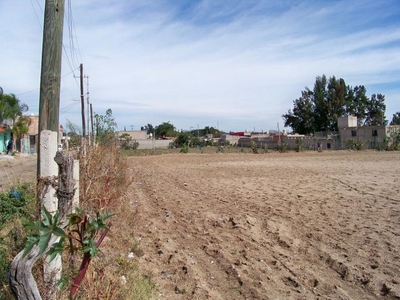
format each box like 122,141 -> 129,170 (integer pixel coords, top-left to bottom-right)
180,144 -> 189,153
345,139 -> 365,150
250,141 -> 258,154
261,144 -> 269,153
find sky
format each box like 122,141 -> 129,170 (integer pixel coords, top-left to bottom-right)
1,0 -> 399,133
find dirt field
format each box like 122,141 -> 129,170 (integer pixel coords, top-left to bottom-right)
2,151 -> 400,299
0,154 -> 37,191
127,151 -> 400,299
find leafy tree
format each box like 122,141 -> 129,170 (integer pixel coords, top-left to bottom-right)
203,126 -> 222,138
282,90 -> 314,134
188,126 -> 222,138
174,132 -> 202,148
155,122 -> 176,138
345,85 -> 368,125
326,76 -> 346,130
94,109 -> 117,145
283,75 -> 386,134
118,133 -> 138,150
312,75 -> 329,131
0,93 -> 29,126
175,132 -> 191,147
390,112 -> 400,125
64,119 -> 82,149
141,123 -> 154,134
364,94 -> 386,126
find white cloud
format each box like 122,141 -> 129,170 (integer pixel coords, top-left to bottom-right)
0,0 -> 399,132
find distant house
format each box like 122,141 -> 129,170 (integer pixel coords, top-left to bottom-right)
117,130 -> 148,141
338,116 -> 400,149
25,115 -> 39,154
0,125 -> 11,153
3,114 -> 39,154
116,130 -> 171,149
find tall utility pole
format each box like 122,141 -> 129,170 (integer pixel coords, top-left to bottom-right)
90,103 -> 94,145
79,64 -> 86,138
78,63 -> 87,160
38,0 -> 65,171
86,75 -> 90,145
37,0 -> 65,298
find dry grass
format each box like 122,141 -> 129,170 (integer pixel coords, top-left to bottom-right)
1,144 -> 156,300
80,144 -> 129,212
54,143 -> 157,300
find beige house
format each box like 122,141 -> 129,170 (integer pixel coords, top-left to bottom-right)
12,114 -> 39,154
117,130 -> 148,140
338,116 -> 400,149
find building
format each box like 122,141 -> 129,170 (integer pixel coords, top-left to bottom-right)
338,116 -> 400,149
0,125 -> 11,153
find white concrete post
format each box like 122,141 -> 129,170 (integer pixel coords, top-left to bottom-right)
73,159 -> 80,210
39,130 -> 62,293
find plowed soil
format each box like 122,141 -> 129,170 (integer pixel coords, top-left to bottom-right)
3,151 -> 400,299
127,151 -> 400,299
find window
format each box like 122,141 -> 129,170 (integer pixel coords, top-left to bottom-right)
372,130 -> 378,137
351,130 -> 357,137
327,143 -> 331,149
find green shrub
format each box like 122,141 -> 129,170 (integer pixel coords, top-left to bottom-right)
345,139 -> 364,150
250,141 -> 258,154
281,142 -> 289,152
261,144 -> 269,153
0,184 -> 36,299
180,144 -> 189,153
0,184 -> 36,230
295,137 -> 302,152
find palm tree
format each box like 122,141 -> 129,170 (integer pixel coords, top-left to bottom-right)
12,116 -> 32,153
0,93 -> 29,152
0,93 -> 29,126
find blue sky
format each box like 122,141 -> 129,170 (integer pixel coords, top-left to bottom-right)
1,0 -> 399,132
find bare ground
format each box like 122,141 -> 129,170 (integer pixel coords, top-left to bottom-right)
127,151 -> 400,299
3,151 -> 400,299
0,154 -> 37,191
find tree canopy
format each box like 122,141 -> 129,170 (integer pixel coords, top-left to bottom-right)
155,122 -> 177,138
282,75 -> 386,134
0,92 -> 29,126
94,109 -> 117,145
12,116 -> 31,152
390,112 -> 400,125
141,123 -> 154,134
194,126 -> 222,138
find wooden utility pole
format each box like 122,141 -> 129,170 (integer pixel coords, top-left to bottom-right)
90,103 -> 94,145
86,76 -> 90,145
37,0 -> 65,171
36,0 -> 65,298
80,63 -> 86,138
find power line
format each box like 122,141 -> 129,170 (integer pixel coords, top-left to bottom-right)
66,0 -> 82,67
29,0 -> 43,29
28,0 -> 85,118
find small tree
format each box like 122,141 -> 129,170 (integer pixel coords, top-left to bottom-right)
295,137 -> 302,152
250,141 -> 258,154
64,120 -> 82,150
155,122 -> 176,138
0,93 -> 29,126
94,109 -> 117,145
174,132 -> 191,148
0,93 -> 29,151
12,116 -> 31,153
